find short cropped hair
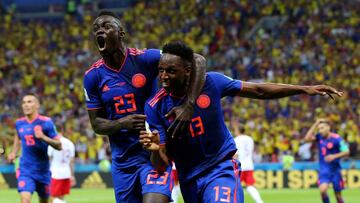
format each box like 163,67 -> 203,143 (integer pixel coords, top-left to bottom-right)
162,41 -> 194,66
23,93 -> 40,103
97,10 -> 121,21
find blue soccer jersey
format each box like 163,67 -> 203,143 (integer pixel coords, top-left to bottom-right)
316,133 -> 346,175
145,72 -> 242,182
15,115 -> 59,177
83,48 -> 160,168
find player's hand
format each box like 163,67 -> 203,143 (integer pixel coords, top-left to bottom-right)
139,130 -> 160,151
304,85 -> 343,100
34,125 -> 45,140
7,152 -> 16,163
316,118 -> 328,124
117,114 -> 147,131
325,154 -> 336,162
165,102 -> 194,139
71,176 -> 76,187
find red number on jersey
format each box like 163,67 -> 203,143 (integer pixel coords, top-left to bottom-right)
213,186 -> 231,202
24,135 -> 35,146
189,116 -> 205,137
113,93 -> 137,114
146,170 -> 169,185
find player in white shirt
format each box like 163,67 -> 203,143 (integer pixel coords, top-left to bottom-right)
48,133 -> 75,203
233,124 -> 264,203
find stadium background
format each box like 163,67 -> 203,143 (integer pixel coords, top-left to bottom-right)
0,0 -> 359,202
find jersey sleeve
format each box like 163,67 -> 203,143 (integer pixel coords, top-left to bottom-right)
43,119 -> 58,139
144,103 -> 167,145
144,49 -> 161,77
339,139 -> 349,152
207,72 -> 242,97
83,69 -> 103,110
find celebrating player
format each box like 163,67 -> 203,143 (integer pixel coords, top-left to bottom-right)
233,124 -> 264,203
305,119 -> 349,203
140,41 -> 342,203
48,130 -> 75,203
8,94 -> 62,203
83,10 -> 205,203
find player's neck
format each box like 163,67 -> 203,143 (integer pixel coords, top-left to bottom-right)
103,47 -> 127,70
26,112 -> 39,122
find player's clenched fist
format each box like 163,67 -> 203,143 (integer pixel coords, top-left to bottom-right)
34,125 -> 45,139
139,130 -> 160,151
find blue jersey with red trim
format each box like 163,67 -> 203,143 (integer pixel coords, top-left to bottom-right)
83,48 -> 160,168
15,115 -> 58,175
145,72 -> 242,182
316,133 -> 344,175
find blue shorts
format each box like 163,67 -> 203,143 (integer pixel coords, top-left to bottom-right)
318,171 -> 345,192
111,161 -> 173,203
180,159 -> 244,203
17,174 -> 50,198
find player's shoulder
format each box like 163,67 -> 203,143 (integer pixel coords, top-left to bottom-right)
15,117 -> 27,125
128,47 -> 147,56
329,132 -> 342,141
38,115 -> 51,121
85,58 -> 104,75
146,88 -> 168,109
128,48 -> 160,60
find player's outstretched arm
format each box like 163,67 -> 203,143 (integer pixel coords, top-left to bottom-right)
166,54 -> 206,138
7,134 -> 20,163
237,82 -> 343,100
88,109 -> 146,135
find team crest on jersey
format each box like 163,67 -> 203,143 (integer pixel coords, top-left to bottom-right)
19,128 -> 24,133
18,181 -> 26,188
197,94 -> 211,109
327,142 -> 333,149
132,73 -> 146,88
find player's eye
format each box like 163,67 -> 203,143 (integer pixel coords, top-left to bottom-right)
104,23 -> 112,30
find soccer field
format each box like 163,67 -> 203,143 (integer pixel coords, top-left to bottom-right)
0,188 -> 358,203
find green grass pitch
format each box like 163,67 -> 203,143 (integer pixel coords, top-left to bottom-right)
0,188 -> 358,203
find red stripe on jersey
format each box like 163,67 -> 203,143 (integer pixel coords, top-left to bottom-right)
148,89 -> 165,104
85,59 -> 104,75
330,133 -> 340,138
38,115 -> 51,121
87,107 -> 103,110
149,89 -> 167,107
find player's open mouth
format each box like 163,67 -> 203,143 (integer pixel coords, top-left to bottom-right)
97,36 -> 106,51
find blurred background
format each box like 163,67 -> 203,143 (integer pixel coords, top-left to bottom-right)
0,0 -> 359,202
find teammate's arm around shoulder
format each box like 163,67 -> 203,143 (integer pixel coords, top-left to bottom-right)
304,119 -> 323,142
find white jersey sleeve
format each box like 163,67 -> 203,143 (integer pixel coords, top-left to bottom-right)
234,135 -> 254,171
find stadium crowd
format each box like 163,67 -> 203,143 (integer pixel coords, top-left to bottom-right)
0,0 -> 359,164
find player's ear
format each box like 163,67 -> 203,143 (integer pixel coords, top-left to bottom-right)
184,66 -> 191,76
118,29 -> 125,38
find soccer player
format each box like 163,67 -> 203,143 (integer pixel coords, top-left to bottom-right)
48,130 -> 75,203
7,94 -> 62,203
83,11 -> 205,203
139,41 -> 342,203
233,124 -> 264,203
305,119 -> 349,203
